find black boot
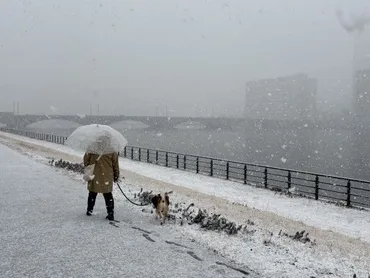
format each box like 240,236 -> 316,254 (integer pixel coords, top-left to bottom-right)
87,191 -> 97,216
103,192 -> 114,220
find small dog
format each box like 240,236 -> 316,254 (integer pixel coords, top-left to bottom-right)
151,191 -> 172,225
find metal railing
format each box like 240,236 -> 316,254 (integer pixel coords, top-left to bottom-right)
1,127 -> 370,209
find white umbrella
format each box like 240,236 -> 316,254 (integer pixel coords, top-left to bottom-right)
65,124 -> 128,155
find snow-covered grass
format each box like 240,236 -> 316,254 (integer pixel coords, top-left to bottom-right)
1,131 -> 370,277
123,158 -> 370,241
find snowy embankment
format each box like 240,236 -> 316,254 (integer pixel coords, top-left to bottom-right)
1,131 -> 370,277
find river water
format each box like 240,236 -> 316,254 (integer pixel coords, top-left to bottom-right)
24,126 -> 370,181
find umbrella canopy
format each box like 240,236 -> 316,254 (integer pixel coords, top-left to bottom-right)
65,124 -> 128,155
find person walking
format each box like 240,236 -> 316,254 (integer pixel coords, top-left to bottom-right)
84,151 -> 120,221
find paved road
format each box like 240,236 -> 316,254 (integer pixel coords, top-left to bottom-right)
0,144 -> 259,278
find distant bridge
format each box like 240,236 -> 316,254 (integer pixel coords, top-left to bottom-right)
0,112 -> 360,130
0,113 -> 246,130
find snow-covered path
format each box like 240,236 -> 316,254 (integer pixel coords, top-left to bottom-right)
0,144 -> 257,278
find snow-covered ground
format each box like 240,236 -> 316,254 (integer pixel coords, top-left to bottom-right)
1,130 -> 370,277
0,144 -> 257,278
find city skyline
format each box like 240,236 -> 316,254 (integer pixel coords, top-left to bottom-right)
1,0 -> 370,117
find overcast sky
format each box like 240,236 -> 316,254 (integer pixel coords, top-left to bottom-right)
0,0 -> 369,116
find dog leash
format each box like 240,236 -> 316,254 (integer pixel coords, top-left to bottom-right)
116,182 -> 149,207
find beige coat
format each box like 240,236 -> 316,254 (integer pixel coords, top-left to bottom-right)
84,153 -> 120,193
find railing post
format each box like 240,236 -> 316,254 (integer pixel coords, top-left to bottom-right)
147,149 -> 149,162
131,148 -> 134,160
315,175 -> 319,200
346,180 -> 351,207
176,154 -> 179,169
226,162 -> 229,180
210,159 -> 213,177
184,155 -> 187,170
196,157 -> 199,173
138,148 -> 141,161
165,152 -> 168,167
264,167 -> 268,188
156,150 -> 159,164
287,171 -> 291,190
124,147 -> 127,157
244,164 -> 247,184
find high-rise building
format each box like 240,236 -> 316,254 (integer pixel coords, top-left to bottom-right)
353,27 -> 370,120
354,68 -> 370,119
244,73 -> 317,121
353,27 -> 370,71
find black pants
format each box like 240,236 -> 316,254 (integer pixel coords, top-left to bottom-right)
87,191 -> 114,216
